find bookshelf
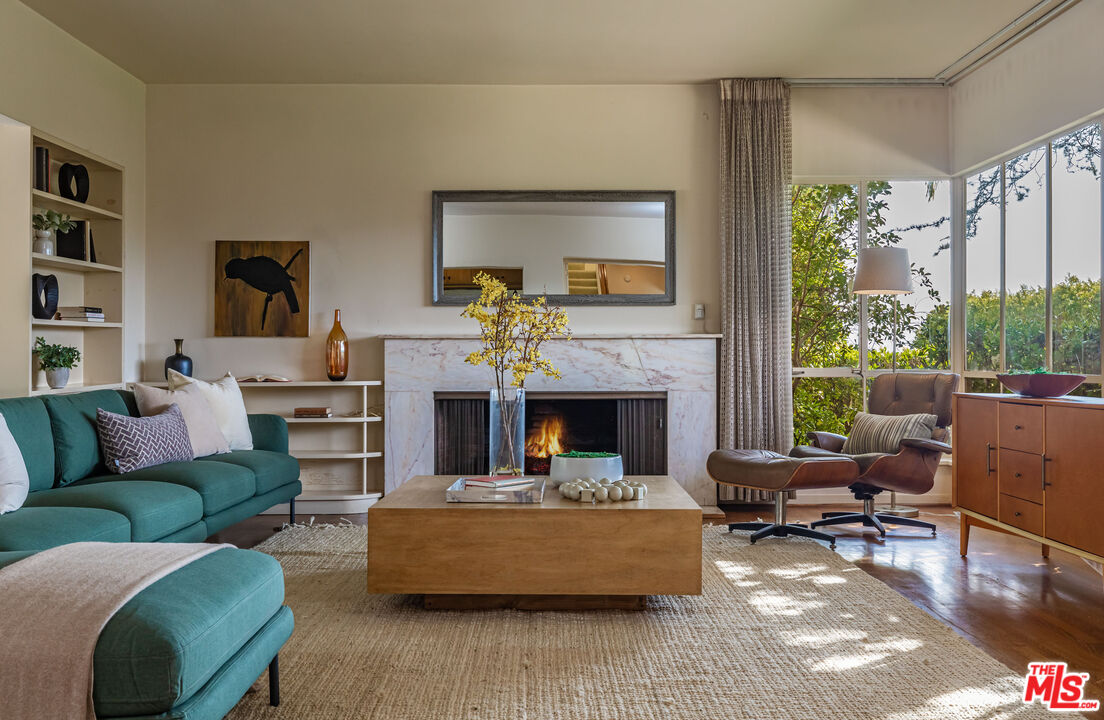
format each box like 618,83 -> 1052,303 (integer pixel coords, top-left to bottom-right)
235,381 -> 384,514
29,129 -> 125,395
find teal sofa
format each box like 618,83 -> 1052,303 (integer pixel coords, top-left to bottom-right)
0,388 -> 302,551
0,388 -> 301,719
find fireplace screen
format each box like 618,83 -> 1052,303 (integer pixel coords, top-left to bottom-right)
435,396 -> 667,476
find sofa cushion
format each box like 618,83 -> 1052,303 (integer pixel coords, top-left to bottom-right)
197,450 -> 300,495
25,480 -> 203,541
41,390 -> 130,486
0,396 -> 54,491
93,547 -> 285,716
97,405 -> 194,474
0,506 -> 130,551
133,382 -> 230,458
0,413 -> 29,513
81,461 -> 255,515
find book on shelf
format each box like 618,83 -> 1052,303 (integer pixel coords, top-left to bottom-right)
294,407 -> 333,418
460,476 -> 535,489
58,306 -> 103,314
34,146 -> 49,192
238,375 -> 291,382
55,315 -> 105,323
57,312 -> 105,319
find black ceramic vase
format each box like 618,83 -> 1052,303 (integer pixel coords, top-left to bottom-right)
164,339 -> 193,379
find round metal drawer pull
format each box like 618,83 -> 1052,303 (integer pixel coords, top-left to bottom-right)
1014,511 -> 1022,517
1014,424 -> 1024,430
1015,472 -> 1022,478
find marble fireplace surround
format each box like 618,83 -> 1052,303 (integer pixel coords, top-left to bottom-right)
383,335 -> 720,507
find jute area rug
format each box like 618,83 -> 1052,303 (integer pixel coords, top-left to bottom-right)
227,525 -> 1067,720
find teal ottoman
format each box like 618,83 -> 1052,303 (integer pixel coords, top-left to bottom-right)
0,547 -> 292,720
91,547 -> 293,720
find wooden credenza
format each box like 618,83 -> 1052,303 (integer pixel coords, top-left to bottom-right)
953,392 -> 1104,567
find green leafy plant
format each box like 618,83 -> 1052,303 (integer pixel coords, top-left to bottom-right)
32,210 -> 76,234
33,337 -> 81,370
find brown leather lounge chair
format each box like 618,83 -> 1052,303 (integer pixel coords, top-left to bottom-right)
791,372 -> 959,538
707,449 -> 861,548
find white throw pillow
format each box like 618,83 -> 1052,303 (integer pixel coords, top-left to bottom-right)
133,382 -> 230,458
0,413 -> 30,514
167,370 -> 254,450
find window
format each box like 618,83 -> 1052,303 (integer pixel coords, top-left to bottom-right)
965,166 -> 1001,372
866,181 -> 951,369
960,123 -> 1102,389
791,181 -> 949,445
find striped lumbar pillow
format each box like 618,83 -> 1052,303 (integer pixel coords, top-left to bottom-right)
841,412 -> 938,456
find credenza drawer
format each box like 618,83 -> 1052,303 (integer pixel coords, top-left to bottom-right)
999,403 -> 1043,454
1000,494 -> 1043,536
998,448 -> 1044,504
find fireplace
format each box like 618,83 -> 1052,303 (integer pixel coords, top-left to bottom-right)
435,394 -> 667,476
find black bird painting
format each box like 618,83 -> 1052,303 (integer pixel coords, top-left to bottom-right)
215,241 -> 310,337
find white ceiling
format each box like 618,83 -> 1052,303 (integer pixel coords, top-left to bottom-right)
20,0 -> 1050,84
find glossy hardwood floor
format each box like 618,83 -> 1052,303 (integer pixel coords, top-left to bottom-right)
213,503 -> 1104,699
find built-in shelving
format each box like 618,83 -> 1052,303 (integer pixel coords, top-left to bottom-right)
33,319 -> 122,329
31,189 -> 122,221
234,380 -> 384,513
31,253 -> 122,273
283,415 -> 382,424
29,129 -> 125,395
30,381 -> 124,397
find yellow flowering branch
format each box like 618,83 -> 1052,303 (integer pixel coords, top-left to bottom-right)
462,273 -> 570,473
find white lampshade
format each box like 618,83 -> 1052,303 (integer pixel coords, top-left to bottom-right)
852,247 -> 913,295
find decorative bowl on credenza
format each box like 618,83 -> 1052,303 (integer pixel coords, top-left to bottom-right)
996,372 -> 1086,398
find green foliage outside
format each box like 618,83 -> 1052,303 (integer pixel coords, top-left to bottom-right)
790,123 -> 1102,446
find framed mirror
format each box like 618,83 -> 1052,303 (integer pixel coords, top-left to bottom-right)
432,190 -> 675,305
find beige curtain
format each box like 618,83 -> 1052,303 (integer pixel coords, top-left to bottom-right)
717,79 -> 794,503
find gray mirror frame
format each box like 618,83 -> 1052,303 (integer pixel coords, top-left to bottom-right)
431,190 -> 675,306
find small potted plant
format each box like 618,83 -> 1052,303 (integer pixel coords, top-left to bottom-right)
32,210 -> 77,256
34,337 -> 81,389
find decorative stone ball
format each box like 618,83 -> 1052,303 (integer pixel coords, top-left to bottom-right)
607,486 -> 623,501
594,486 -> 609,502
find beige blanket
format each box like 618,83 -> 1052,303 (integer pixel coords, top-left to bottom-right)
0,541 -> 229,720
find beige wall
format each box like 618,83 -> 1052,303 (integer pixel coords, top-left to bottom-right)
0,0 -> 146,386
793,86 -> 951,180
145,84 -> 721,381
145,82 -> 951,381
951,1 -> 1104,173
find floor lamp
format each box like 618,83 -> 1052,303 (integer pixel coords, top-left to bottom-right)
852,246 -> 918,518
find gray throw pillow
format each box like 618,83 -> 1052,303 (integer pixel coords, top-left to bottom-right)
97,405 -> 194,474
841,411 -> 938,456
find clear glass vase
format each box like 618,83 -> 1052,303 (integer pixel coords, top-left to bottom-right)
489,387 -> 525,476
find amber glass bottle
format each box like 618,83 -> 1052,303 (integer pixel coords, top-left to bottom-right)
326,309 -> 349,381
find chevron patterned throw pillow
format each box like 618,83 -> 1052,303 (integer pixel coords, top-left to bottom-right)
97,404 -> 194,474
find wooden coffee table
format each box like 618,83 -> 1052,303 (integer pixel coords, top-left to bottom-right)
366,475 -> 702,608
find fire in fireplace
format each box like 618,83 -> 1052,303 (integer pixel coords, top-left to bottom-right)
525,415 -> 566,474
435,394 -> 667,477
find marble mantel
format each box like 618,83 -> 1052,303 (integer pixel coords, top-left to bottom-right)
383,335 -> 720,506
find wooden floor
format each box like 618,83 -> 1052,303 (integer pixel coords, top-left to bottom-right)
214,503 -> 1104,700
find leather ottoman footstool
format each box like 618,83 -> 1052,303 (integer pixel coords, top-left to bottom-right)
707,449 -> 859,548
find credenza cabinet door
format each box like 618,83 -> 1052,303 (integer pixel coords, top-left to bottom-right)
1044,405 -> 1104,557
954,396 -> 999,518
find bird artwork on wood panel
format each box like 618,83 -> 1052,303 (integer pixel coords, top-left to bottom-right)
215,241 -> 310,337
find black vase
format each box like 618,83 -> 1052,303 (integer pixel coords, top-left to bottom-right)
164,339 -> 193,379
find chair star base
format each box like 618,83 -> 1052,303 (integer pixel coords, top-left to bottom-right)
728,521 -> 837,548
811,498 -> 935,538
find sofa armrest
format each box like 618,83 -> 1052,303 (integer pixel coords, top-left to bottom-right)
806,431 -> 847,453
900,437 -> 952,454
248,414 -> 289,454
